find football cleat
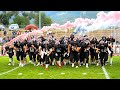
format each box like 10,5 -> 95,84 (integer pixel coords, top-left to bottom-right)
29,61 -> 32,63
42,64 -> 45,67
34,63 -> 36,66
37,63 -> 40,66
96,63 -> 99,66
59,66 -> 62,68
8,63 -> 11,66
76,66 -> 78,68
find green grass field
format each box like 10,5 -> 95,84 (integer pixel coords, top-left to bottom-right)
0,56 -> 120,79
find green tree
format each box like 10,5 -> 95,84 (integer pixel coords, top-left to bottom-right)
43,16 -> 52,26
6,11 -> 15,19
0,11 -> 19,25
34,11 -> 39,13
13,16 -> 29,28
28,12 -> 35,20
35,12 -> 52,28
11,11 -> 19,16
22,12 -> 29,17
0,13 -> 9,25
35,14 -> 39,27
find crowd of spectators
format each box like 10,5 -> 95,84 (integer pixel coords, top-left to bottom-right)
0,30 -> 31,45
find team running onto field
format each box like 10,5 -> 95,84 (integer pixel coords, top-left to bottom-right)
3,32 -> 115,70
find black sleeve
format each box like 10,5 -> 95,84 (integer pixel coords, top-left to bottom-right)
41,43 -> 44,48
34,43 -> 39,49
5,46 -> 9,51
104,43 -> 108,47
97,44 -> 101,49
112,38 -> 115,42
54,44 -> 57,48
76,42 -> 80,47
106,38 -> 110,41
14,42 -> 17,47
81,42 -> 86,48
60,44 -> 64,48
96,41 -> 99,45
27,42 -> 31,48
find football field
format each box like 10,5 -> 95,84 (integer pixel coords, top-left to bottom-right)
0,56 -> 120,79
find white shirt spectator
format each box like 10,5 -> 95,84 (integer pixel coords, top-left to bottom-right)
0,37 -> 3,43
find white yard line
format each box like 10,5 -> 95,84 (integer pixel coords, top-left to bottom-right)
61,72 -> 65,74
102,66 -> 110,79
0,67 -> 19,76
82,73 -> 87,75
0,63 -> 29,76
38,73 -> 44,75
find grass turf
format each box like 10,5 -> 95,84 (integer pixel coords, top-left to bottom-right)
0,56 -> 120,79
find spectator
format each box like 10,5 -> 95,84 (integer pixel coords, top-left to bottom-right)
17,30 -> 21,35
12,31 -> 16,36
0,37 -> 3,43
1,45 -> 3,55
3,30 -> 7,36
29,28 -> 32,32
25,31 -> 28,34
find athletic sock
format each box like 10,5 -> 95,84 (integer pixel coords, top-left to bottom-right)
86,63 -> 88,68
52,59 -> 55,65
11,58 -> 14,65
46,64 -> 49,68
72,63 -> 74,67
9,58 -> 12,62
64,60 -> 66,65
37,62 -> 40,66
41,62 -> 43,66
110,58 -> 112,65
19,61 -> 22,66
57,61 -> 61,66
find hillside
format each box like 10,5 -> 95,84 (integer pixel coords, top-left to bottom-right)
43,11 -> 110,24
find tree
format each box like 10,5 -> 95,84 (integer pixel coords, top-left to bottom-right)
43,16 -> 52,26
35,12 -> 52,28
22,12 -> 29,17
34,11 -> 39,13
28,12 -> 36,20
13,16 -> 29,28
11,11 -> 19,16
6,11 -> 15,19
35,14 -> 39,27
0,11 -> 20,25
0,13 -> 9,25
